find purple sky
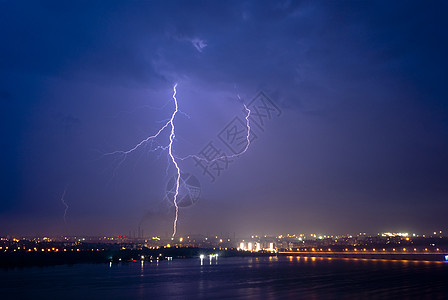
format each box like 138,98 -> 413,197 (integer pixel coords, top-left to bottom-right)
1,1 -> 447,237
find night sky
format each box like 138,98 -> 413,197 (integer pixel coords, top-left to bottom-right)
1,1 -> 447,237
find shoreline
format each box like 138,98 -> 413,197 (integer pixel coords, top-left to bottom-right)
2,247 -> 447,269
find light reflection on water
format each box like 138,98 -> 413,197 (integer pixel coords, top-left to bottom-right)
1,256 -> 448,299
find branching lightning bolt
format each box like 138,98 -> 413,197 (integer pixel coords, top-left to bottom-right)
61,187 -> 69,224
105,84 -> 181,236
105,84 -> 252,237
104,119 -> 171,173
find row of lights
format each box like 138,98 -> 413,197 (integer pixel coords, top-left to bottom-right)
294,248 -> 441,252
2,247 -> 107,252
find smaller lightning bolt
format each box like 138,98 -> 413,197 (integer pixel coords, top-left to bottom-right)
238,104 -> 252,157
61,187 -> 68,224
176,103 -> 252,163
232,85 -> 252,157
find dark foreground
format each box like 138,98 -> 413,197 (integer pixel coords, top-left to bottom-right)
1,256 -> 448,299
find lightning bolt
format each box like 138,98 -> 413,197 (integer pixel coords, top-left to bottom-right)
105,84 -> 252,237
61,187 -> 68,224
168,84 -> 180,237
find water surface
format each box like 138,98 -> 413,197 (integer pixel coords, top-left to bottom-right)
1,256 -> 447,299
